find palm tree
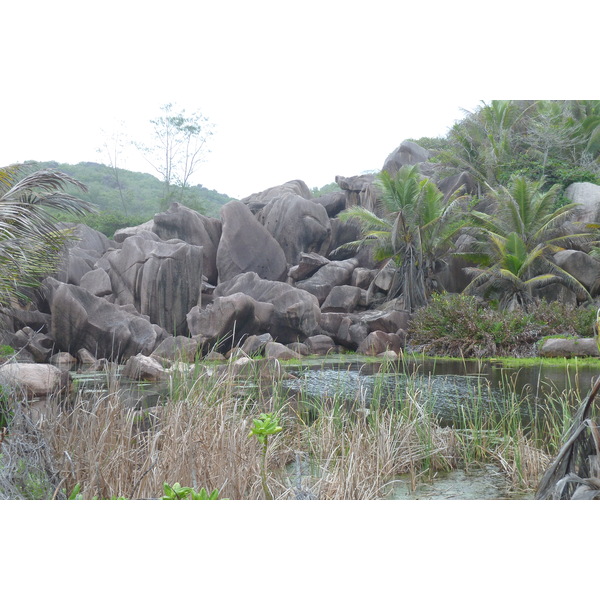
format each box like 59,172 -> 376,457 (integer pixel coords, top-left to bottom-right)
337,165 -> 470,312
439,100 -> 536,189
0,164 -> 95,306
460,175 -> 595,310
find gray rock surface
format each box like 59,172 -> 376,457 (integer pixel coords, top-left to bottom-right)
47,279 -> 160,361
214,272 -> 321,343
538,337 -> 599,358
0,363 -> 69,398
553,249 -> 600,290
296,259 -> 357,304
321,285 -> 362,313
259,193 -> 331,265
216,201 -> 287,283
381,140 -> 430,175
100,235 -> 203,335
242,180 -> 313,214
152,203 -> 222,285
566,182 -> 600,224
187,292 -> 267,351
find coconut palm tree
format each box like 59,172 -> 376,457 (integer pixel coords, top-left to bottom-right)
337,165 -> 470,312
460,175 -> 595,310
438,100 -> 537,190
0,164 -> 95,306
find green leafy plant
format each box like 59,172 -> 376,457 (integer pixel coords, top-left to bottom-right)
161,482 -> 220,500
0,345 -> 15,358
249,412 -> 283,500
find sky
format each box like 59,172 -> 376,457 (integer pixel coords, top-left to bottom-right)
2,1 -> 598,201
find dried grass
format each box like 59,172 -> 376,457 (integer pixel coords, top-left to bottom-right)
0,363 -> 567,500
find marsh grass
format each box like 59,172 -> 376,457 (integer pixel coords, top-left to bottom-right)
0,354 -> 583,499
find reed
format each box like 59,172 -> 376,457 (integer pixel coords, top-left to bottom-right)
0,354 -> 582,499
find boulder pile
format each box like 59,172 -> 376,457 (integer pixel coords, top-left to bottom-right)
3,140 -> 600,388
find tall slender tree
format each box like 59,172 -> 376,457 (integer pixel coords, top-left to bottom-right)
135,103 -> 212,207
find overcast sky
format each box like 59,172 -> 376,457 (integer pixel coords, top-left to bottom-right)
2,1 -> 597,200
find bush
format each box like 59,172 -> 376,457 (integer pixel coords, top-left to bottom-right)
76,211 -> 152,239
408,293 -> 597,357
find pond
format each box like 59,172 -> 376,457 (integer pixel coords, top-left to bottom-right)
280,355 -> 599,427
69,354 -> 598,500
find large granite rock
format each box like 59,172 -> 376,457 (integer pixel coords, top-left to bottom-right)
214,272 -> 321,343
54,224 -> 117,286
320,285 -> 362,313
99,235 -> 203,335
113,219 -> 155,243
0,363 -> 69,398
152,203 -> 222,285
216,201 -> 287,284
437,171 -> 478,199
311,191 -> 346,218
241,180 -> 313,214
538,337 -> 599,358
553,249 -> 600,291
45,279 -> 161,361
566,182 -> 600,224
357,331 -> 405,356
381,140 -> 430,175
259,193 -> 331,265
335,174 -> 380,213
296,259 -> 358,304
187,292 -> 269,351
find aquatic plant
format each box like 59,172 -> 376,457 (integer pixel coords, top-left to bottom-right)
0,354 -> 583,499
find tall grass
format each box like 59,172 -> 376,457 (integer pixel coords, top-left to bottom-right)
0,355 -> 583,499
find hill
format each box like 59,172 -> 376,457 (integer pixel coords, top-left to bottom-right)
27,160 -> 234,236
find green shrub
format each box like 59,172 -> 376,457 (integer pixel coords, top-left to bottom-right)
408,293 -> 597,357
0,345 -> 15,358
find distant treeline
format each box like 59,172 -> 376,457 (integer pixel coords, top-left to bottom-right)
27,160 -> 233,236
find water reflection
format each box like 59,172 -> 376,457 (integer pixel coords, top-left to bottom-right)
282,356 -> 599,427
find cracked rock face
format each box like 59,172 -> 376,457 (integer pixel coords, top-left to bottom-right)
152,202 -> 222,285
46,280 -> 160,361
99,235 -> 203,336
214,272 -> 321,344
258,193 -> 332,266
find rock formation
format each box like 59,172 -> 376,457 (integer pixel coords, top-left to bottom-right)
5,139 -> 600,374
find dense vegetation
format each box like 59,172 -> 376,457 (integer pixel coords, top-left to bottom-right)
408,293 -> 597,357
27,160 -> 233,237
412,100 -> 600,194
366,100 -> 600,313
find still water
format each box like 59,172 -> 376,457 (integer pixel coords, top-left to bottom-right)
280,355 -> 599,426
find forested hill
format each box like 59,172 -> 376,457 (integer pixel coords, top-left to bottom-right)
29,160 -> 234,235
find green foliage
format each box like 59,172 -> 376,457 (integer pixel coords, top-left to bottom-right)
0,164 -> 95,306
65,483 -> 128,500
409,292 -> 597,357
436,100 -> 600,192
407,136 -> 452,153
72,211 -> 150,239
311,182 -> 341,197
249,412 -> 282,500
162,482 -> 221,500
338,165 -> 470,311
0,345 -> 15,358
248,412 -> 283,445
31,160 -> 232,220
498,155 -> 600,191
461,175 -> 595,310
